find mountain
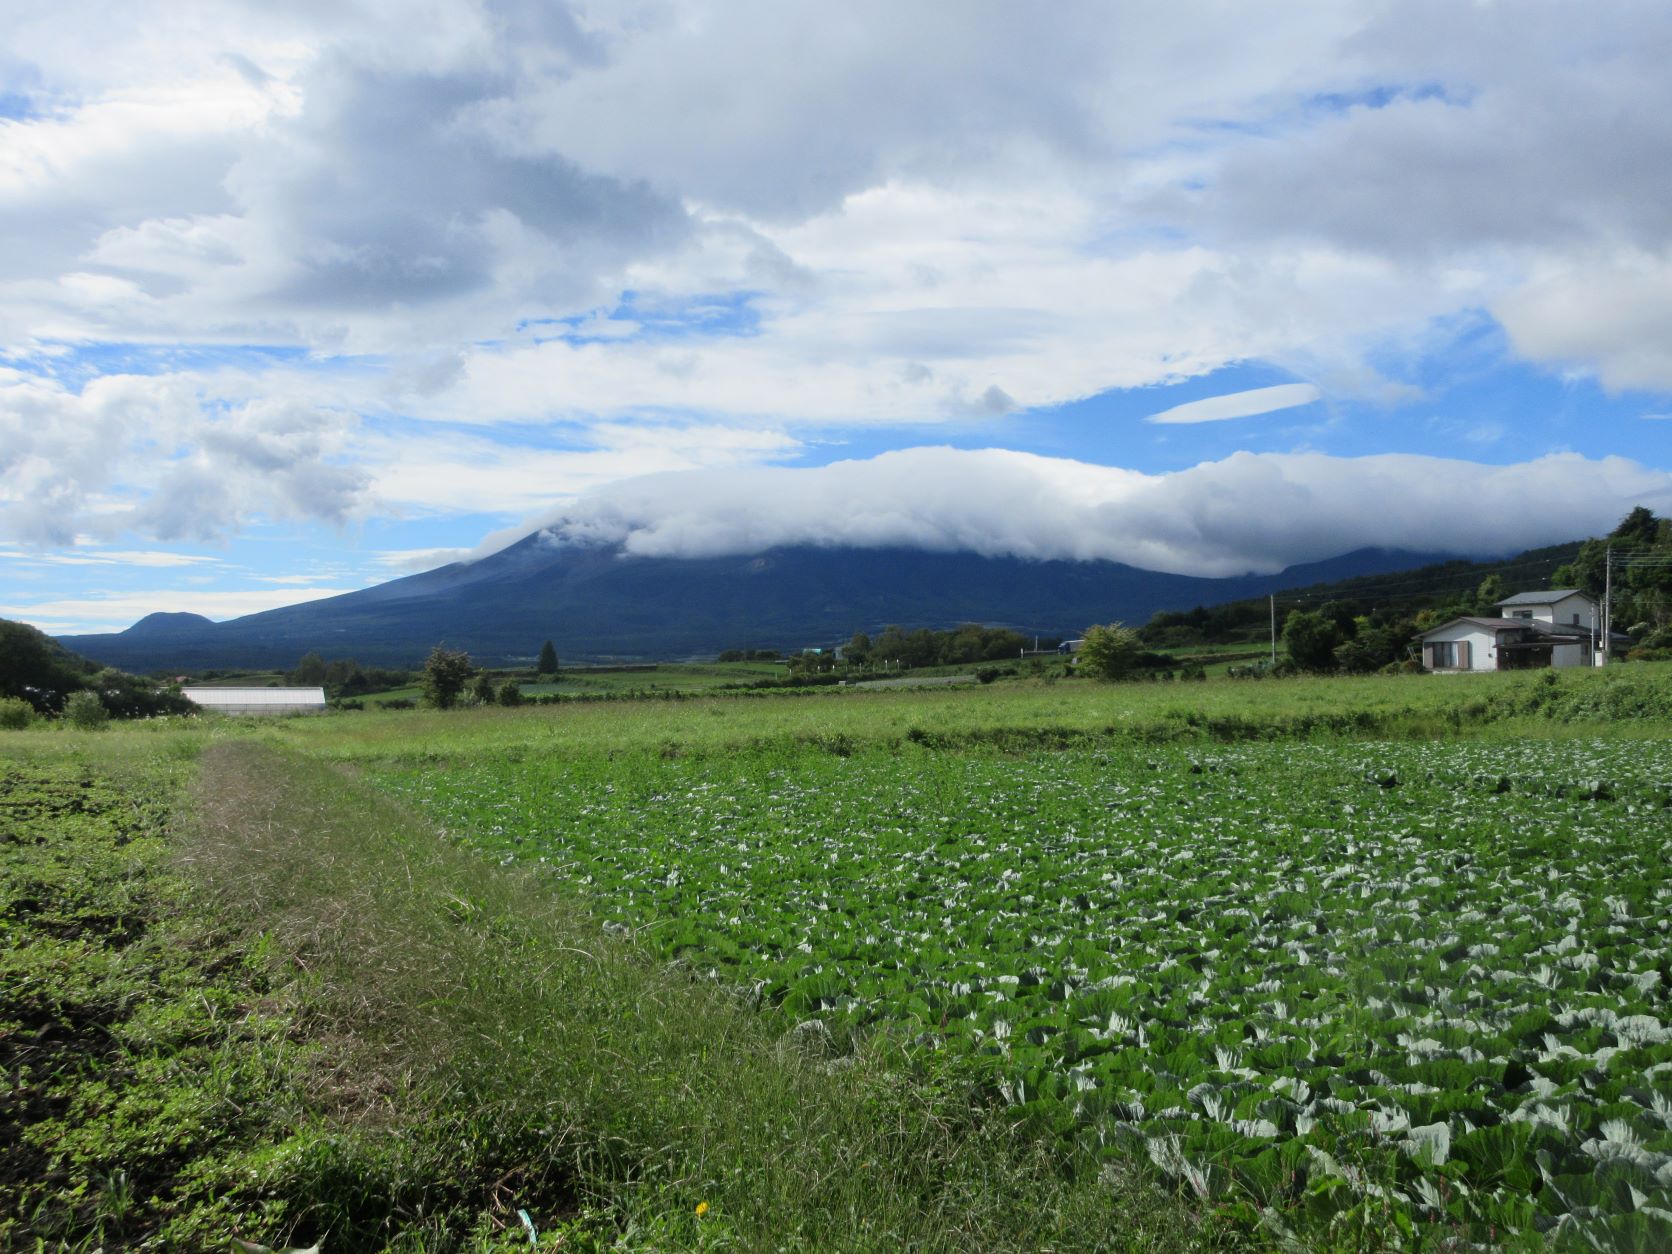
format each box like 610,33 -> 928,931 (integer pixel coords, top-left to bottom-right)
54,540 -> 1457,671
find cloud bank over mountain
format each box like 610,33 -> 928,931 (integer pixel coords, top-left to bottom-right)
498,447 -> 1672,579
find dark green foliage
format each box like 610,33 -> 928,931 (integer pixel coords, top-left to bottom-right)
0,619 -> 189,719
287,651 -> 327,685
88,667 -> 192,719
471,674 -> 495,706
1546,508 -> 1670,635
0,696 -> 31,729
536,639 -> 558,675
1473,573 -> 1507,614
1282,609 -> 1342,670
1334,622 -> 1413,673
841,622 -> 1037,669
0,618 -> 97,713
497,680 -> 523,707
1079,622 -> 1142,679
419,646 -> 474,710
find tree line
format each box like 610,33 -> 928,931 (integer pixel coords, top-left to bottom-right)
1,618 -> 192,727
1129,507 -> 1672,675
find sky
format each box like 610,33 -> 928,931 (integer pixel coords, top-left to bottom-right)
4,0 -> 1672,634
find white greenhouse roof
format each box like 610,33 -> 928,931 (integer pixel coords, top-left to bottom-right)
182,686 -> 327,708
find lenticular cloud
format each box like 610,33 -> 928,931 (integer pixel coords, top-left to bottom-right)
486,447 -> 1672,578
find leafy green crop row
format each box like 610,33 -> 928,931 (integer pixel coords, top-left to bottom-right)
378,737 -> 1672,1248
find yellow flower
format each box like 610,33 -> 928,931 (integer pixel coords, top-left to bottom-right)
695,1201 -> 710,1218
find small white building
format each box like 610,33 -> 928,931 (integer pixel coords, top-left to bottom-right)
182,686 -> 327,715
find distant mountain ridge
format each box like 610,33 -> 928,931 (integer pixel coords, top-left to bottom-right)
56,539 -> 1467,671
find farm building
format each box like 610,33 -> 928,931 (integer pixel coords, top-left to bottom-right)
1417,589 -> 1625,672
181,686 -> 327,715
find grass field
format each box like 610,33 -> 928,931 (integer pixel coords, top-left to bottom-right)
275,661 -> 1672,762
7,662 -> 1671,1250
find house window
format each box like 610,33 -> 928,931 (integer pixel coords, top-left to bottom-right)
1513,610 -> 1533,619
1572,613 -> 1581,625
1428,641 -> 1473,669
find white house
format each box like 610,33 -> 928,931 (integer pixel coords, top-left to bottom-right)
182,686 -> 327,715
1418,617 -> 1594,671
1493,589 -> 1598,633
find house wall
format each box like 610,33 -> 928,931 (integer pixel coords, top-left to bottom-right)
1550,640 -> 1591,669
1500,594 -> 1597,631
1422,624 -> 1496,672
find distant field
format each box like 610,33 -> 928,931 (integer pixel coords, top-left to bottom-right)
273,661 -> 1672,763
517,659 -> 787,695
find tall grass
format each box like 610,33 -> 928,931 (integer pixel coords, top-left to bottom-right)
184,740 -> 1214,1252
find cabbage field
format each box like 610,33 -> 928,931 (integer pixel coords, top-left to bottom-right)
381,735 -> 1672,1248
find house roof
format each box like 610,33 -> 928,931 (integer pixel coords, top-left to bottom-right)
1418,617 -> 1591,641
1495,589 -> 1591,607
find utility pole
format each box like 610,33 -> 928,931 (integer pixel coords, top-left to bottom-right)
1602,545 -> 1612,666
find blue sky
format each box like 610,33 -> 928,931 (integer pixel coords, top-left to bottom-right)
4,1 -> 1672,633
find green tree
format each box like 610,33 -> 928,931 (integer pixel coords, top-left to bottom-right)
64,690 -> 110,730
420,646 -> 474,710
472,674 -> 496,706
498,680 -> 524,707
536,640 -> 559,676
289,652 -> 327,686
0,618 -> 96,713
845,631 -> 872,664
1473,574 -> 1507,615
1282,610 -> 1341,671
1079,622 -> 1141,680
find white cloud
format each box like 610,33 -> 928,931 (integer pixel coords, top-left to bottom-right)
0,369 -> 368,544
0,585 -> 352,635
370,546 -> 472,572
5,2 -> 1670,401
362,422 -> 802,516
1494,251 -> 1672,393
1146,383 -> 1321,425
1,0 -> 1670,572
12,548 -> 222,567
493,446 -> 1672,577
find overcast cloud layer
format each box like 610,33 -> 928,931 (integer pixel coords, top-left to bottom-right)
4,1 -> 1672,628
503,447 -> 1672,577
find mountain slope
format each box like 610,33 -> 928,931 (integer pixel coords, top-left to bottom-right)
55,540 -> 1455,670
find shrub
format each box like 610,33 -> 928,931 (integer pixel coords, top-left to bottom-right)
420,646 -> 474,709
1079,622 -> 1142,680
0,696 -> 33,729
64,690 -> 110,730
